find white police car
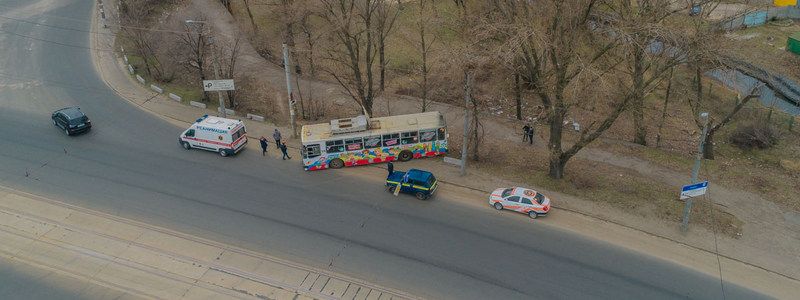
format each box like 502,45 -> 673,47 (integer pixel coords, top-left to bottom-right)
489,187 -> 551,219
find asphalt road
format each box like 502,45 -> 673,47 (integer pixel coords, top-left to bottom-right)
0,1 -> 768,299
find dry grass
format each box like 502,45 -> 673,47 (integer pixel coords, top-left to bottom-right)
727,20 -> 800,82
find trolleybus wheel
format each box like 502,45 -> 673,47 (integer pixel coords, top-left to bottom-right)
398,150 -> 413,162
330,158 -> 344,169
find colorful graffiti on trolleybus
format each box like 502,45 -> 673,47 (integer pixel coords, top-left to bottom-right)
300,111 -> 448,170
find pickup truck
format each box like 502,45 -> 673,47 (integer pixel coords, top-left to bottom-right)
386,169 -> 438,200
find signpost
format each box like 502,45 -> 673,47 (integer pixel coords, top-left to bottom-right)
681,112 -> 709,232
202,79 -> 235,92
680,181 -> 709,200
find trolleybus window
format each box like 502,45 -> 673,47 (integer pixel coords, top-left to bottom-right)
382,133 -> 400,147
420,129 -> 437,142
304,144 -> 321,158
438,128 -> 446,140
364,136 -> 382,149
345,138 -> 364,151
326,140 -> 345,153
400,131 -> 418,144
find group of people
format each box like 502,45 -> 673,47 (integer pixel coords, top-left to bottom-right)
259,129 -> 292,160
522,123 -> 535,145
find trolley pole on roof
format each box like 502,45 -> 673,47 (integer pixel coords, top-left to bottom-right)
282,43 -> 298,138
460,71 -> 472,176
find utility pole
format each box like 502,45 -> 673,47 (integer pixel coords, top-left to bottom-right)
282,43 -> 298,138
186,20 -> 226,118
460,71 -> 472,176
681,112 -> 709,232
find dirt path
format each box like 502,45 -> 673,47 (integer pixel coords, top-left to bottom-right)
183,0 -> 800,280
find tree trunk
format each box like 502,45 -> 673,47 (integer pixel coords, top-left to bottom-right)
632,48 -> 647,146
548,108 -> 565,179
380,31 -> 387,92
548,151 -> 565,179
420,25 -> 428,112
655,68 -> 674,148
515,73 -> 522,120
703,129 -> 716,160
472,106 -> 479,161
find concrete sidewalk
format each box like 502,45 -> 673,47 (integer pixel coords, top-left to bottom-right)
0,185 -> 412,300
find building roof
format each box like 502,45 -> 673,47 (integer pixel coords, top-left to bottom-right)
301,111 -> 445,143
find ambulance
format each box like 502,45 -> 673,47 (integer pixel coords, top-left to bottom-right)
178,115 -> 248,157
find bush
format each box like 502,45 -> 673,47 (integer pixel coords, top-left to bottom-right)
729,122 -> 780,150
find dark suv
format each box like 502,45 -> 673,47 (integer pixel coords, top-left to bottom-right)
52,107 -> 91,135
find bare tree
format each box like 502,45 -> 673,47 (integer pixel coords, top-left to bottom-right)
410,0 -> 439,112
119,0 -> 172,82
609,0 -> 691,146
680,1 -> 756,159
297,9 -> 326,120
490,0 -> 624,179
218,36 -> 243,108
177,19 -> 209,99
376,0 -> 400,93
320,0 -> 382,116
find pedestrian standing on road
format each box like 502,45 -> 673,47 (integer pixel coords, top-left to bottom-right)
387,161 -> 394,177
522,123 -> 531,143
279,142 -> 291,160
273,129 -> 282,149
526,124 -> 535,145
259,137 -> 268,156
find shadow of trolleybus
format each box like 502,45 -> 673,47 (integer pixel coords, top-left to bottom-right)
300,111 -> 448,171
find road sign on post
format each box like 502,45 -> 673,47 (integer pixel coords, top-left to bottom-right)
680,181 -> 709,200
202,79 -> 235,92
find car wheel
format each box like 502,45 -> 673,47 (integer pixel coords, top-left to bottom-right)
330,158 -> 344,169
181,142 -> 191,150
52,119 -> 57,126
528,211 -> 538,219
493,202 -> 503,210
398,150 -> 413,162
415,192 -> 427,200
386,185 -> 395,193
64,128 -> 70,136
218,149 -> 228,157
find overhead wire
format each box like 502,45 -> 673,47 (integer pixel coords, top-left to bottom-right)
0,71 -> 120,96
0,27 -> 114,52
0,2 -> 236,37
0,14 -> 116,36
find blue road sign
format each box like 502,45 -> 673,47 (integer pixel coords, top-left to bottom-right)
680,181 -> 709,200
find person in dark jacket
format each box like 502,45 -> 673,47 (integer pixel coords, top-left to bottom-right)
522,124 -> 531,142
273,129 -> 282,149
387,161 -> 394,177
279,142 -> 291,160
526,123 -> 534,145
259,137 -> 268,156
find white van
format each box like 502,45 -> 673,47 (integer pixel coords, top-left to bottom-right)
179,115 -> 248,157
